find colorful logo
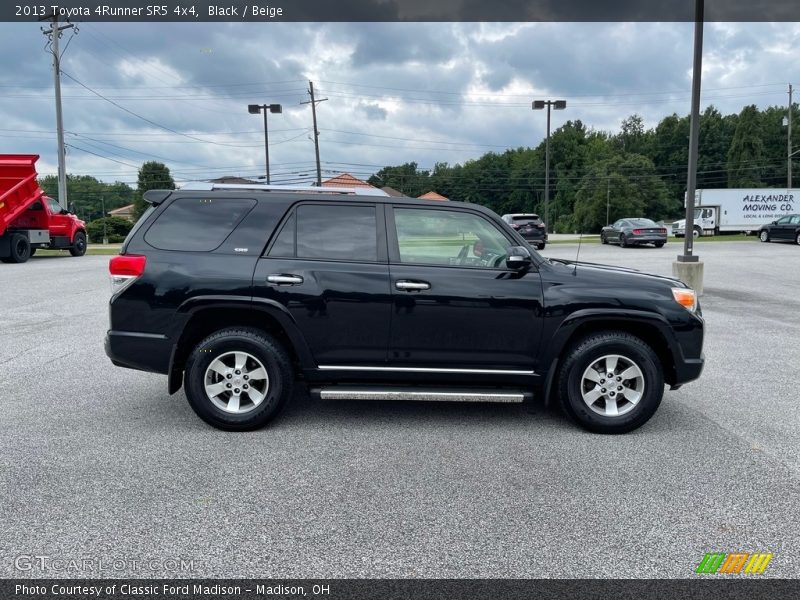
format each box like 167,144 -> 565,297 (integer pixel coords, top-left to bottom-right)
696,552 -> 773,574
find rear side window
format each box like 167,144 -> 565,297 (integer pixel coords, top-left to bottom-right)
295,204 -> 377,262
144,197 -> 256,252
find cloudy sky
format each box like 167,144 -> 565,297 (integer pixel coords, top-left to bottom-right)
0,21 -> 797,186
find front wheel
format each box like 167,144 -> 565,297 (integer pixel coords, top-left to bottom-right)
557,332 -> 664,434
184,328 -> 293,431
69,232 -> 87,257
601,234 -> 608,245
759,230 -> 769,243
692,227 -> 701,239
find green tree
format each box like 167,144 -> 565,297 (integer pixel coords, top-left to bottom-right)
727,105 -> 765,187
134,161 -> 175,217
85,216 -> 134,243
573,154 -> 672,233
38,174 -> 135,222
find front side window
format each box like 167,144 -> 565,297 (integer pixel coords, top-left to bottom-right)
144,197 -> 256,252
46,197 -> 63,214
295,204 -> 377,262
394,208 -> 511,268
777,216 -> 792,225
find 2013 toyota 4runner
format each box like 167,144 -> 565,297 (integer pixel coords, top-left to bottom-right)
105,183 -> 704,434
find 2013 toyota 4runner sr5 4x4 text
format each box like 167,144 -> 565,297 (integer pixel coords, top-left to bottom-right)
105,183 -> 704,434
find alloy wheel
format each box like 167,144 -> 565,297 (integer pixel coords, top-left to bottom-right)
580,354 -> 645,417
203,351 -> 270,414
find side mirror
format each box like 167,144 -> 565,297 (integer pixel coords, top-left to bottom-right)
506,246 -> 532,269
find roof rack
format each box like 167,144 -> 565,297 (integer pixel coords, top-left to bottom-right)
178,182 -> 388,196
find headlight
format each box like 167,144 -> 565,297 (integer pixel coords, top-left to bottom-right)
672,287 -> 697,312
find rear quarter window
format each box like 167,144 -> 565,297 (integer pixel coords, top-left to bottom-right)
144,197 -> 256,252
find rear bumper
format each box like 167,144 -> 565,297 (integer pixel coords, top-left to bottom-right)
105,330 -> 172,374
630,235 -> 667,243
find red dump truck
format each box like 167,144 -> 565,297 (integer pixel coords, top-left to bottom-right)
0,154 -> 87,263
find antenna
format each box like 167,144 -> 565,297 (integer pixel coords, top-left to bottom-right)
573,230 -> 583,276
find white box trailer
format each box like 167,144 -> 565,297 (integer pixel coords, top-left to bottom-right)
672,188 -> 799,237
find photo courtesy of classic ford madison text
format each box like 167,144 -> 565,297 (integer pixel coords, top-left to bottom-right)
1,1 -> 799,596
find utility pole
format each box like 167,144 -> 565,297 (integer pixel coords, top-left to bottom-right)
301,81 -> 327,186
672,0 -> 705,295
788,83 -> 793,188
101,196 -> 108,244
42,13 -> 75,210
606,177 -> 611,226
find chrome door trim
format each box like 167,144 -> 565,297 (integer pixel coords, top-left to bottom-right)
317,365 -> 535,375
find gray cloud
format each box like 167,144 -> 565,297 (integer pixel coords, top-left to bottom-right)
0,22 -> 797,187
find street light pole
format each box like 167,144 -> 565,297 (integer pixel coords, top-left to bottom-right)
248,103 -> 282,184
672,0 -> 705,295
788,83 -> 793,188
532,99 -> 566,233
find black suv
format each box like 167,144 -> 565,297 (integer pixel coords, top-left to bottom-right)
501,213 -> 548,249
105,184 -> 704,434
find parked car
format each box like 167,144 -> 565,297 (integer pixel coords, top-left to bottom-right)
105,183 -> 704,434
501,213 -> 547,249
601,218 -> 667,248
758,214 -> 800,244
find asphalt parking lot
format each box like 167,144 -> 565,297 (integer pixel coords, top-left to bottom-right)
1,240 -> 799,579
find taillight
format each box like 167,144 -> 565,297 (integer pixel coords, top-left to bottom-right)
660,228 -> 667,234
537,223 -> 545,229
633,229 -> 642,234
109,255 -> 146,295
511,224 -> 520,229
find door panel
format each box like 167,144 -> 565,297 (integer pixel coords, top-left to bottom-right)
389,264 -> 543,368
387,206 -> 544,369
253,258 -> 391,364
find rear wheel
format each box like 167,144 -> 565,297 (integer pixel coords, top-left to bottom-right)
2,233 -> 31,263
558,332 -> 664,434
759,230 -> 769,243
795,232 -> 800,245
619,234 -> 628,248
184,327 -> 293,431
654,242 -> 665,248
537,243 -> 546,250
69,232 -> 87,257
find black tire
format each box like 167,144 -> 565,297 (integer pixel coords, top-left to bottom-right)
601,234 -> 608,245
759,230 -> 769,243
692,227 -> 701,239
654,242 -> 665,248
184,328 -> 294,431
619,234 -> 628,248
557,331 -> 664,434
795,232 -> 800,246
4,233 -> 31,263
69,231 -> 87,257
537,243 -> 546,250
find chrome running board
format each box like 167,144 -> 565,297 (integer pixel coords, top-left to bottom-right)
317,387 -> 529,404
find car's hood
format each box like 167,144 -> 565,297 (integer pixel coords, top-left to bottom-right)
547,258 -> 687,288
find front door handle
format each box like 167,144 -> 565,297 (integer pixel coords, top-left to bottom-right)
267,274 -> 304,285
395,280 -> 430,291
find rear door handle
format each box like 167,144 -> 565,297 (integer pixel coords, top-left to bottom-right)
395,280 -> 430,291
267,274 -> 304,285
